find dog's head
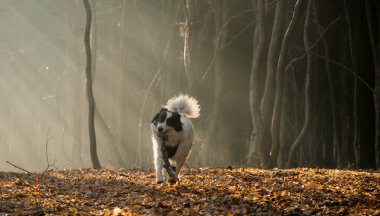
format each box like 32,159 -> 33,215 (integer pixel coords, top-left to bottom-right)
152,108 -> 183,137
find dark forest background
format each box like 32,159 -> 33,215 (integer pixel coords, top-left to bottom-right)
0,0 -> 379,171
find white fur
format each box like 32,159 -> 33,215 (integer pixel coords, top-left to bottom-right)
165,94 -> 200,118
152,94 -> 200,184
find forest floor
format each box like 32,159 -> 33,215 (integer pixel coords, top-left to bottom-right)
0,168 -> 379,215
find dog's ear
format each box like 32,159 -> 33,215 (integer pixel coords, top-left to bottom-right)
166,112 -> 182,132
151,112 -> 159,125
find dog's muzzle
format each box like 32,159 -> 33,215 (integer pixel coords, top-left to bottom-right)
157,127 -> 166,138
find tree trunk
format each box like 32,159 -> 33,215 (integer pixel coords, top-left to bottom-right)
344,0 -> 360,168
272,0 -> 305,167
261,0 -> 286,165
313,2 -> 341,168
277,65 -> 291,168
200,0 -> 228,166
83,0 -> 101,169
286,0 -> 312,168
249,0 -> 270,167
365,0 -> 380,169
65,1 -> 84,167
183,0 -> 195,92
339,38 -> 349,168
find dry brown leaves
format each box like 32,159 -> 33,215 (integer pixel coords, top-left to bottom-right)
0,168 -> 379,215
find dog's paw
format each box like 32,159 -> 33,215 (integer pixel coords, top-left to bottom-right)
156,180 -> 163,184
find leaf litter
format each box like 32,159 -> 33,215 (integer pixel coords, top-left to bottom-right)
0,168 -> 379,215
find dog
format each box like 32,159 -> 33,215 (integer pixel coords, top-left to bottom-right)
151,94 -> 200,184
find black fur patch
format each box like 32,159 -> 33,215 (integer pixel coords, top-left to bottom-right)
166,143 -> 179,158
158,111 -> 167,123
151,108 -> 168,126
166,112 -> 182,132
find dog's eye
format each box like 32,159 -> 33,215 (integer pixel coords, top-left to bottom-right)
158,111 -> 167,123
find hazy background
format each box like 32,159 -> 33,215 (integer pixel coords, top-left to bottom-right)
0,0 -> 379,171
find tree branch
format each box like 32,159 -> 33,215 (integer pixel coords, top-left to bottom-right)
313,53 -> 373,92
284,17 -> 340,72
201,9 -> 253,80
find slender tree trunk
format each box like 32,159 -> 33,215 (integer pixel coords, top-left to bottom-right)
313,3 -> 341,168
286,0 -> 312,168
83,0 -> 101,169
272,0 -> 305,167
365,0 -> 380,169
183,0 -> 195,92
65,1 -> 84,167
249,0 -> 270,167
201,0 -> 228,166
344,0 -> 360,168
339,39 -> 349,168
261,0 -> 286,164
277,65 -> 291,168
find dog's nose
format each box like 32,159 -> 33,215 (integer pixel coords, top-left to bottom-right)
158,127 -> 163,132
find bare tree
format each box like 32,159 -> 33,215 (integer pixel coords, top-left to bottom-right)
261,0 -> 287,165
286,0 -> 312,168
249,0 -> 270,167
365,0 -> 380,169
83,0 -> 101,169
313,3 -> 342,168
272,0 -> 305,167
183,0 -> 195,91
199,0 -> 229,166
344,0 -> 359,168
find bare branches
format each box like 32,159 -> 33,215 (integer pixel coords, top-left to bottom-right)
284,17 -> 340,73
201,8 -> 253,80
5,128 -> 56,173
313,54 -> 373,92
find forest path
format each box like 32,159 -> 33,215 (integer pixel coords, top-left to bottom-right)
0,168 -> 379,215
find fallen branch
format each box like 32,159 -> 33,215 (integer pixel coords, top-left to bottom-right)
6,161 -> 31,173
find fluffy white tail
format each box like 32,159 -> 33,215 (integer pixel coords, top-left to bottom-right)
165,94 -> 200,118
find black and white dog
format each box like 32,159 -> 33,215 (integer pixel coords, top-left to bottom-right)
151,94 -> 200,184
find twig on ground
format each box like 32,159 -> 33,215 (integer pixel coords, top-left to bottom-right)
6,161 -> 31,173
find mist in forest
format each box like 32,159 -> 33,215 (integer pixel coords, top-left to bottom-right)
0,0 -> 379,172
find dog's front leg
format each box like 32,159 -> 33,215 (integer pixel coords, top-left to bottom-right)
154,144 -> 164,184
155,158 -> 164,183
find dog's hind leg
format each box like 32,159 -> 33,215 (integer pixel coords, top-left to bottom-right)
174,158 -> 186,182
163,168 -> 169,185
